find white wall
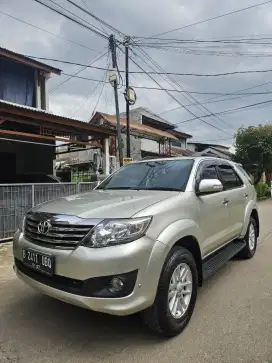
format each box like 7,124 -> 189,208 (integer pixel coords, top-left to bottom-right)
187,143 -> 197,152
141,139 -> 160,154
56,148 -> 98,164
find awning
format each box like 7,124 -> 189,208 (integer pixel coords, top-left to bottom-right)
0,100 -> 115,147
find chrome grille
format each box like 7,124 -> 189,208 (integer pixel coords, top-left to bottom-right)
24,213 -> 95,249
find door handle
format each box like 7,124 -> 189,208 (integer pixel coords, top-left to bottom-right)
223,198 -> 229,205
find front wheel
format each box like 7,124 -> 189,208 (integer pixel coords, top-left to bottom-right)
238,217 -> 258,259
142,247 -> 198,337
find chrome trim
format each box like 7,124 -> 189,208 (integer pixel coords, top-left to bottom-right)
24,212 -> 103,249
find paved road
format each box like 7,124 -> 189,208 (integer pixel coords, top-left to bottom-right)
1,201 -> 272,363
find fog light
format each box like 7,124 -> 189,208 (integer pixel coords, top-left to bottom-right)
109,277 -> 124,293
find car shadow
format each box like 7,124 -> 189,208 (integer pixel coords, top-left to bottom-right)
3,283 -> 166,349
2,258 -> 240,358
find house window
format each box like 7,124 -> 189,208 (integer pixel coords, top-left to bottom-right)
0,56 -> 35,107
171,140 -> 183,148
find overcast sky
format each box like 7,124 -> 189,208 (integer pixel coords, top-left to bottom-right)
1,0 -> 272,146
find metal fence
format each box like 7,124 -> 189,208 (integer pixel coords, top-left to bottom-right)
0,182 -> 97,241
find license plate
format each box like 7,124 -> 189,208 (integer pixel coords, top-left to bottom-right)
22,248 -> 55,276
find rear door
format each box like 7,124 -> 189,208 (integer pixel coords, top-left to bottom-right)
217,162 -> 246,239
195,160 -> 232,256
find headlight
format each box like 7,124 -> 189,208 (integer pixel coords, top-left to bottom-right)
82,217 -> 152,248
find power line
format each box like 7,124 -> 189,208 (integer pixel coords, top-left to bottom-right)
61,62 -> 272,126
47,0 -> 108,36
124,46 -> 231,135
77,0 -> 109,35
27,54 -> 272,77
59,71 -> 272,96
49,50 -> 109,92
28,55 -> 111,70
91,65 -> 109,117
175,99 -> 272,126
194,119 -> 272,142
32,0 -> 108,39
71,70 -> 107,118
132,45 -> 235,131
133,43 -> 272,58
134,44 -> 272,58
159,80 -> 272,114
65,0 -> 125,36
126,47 -> 272,133
0,11 -> 97,52
192,137 -> 235,143
149,0 -> 272,38
134,36 -> 272,44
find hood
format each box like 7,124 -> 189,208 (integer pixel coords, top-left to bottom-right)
34,189 -> 178,219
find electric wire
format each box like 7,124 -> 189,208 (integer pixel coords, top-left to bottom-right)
147,0 -> 272,38
49,50 -> 109,92
32,0 -> 108,39
0,11 -> 97,52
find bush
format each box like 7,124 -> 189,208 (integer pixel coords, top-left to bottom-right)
255,182 -> 269,199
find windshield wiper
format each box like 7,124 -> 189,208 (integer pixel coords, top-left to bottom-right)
103,187 -> 140,190
141,187 -> 182,191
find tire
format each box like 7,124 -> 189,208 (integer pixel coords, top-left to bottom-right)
142,247 -> 198,337
238,217 -> 258,259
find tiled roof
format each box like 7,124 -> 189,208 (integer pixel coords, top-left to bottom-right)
97,112 -> 178,140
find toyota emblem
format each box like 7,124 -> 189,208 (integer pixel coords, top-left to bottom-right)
37,220 -> 51,235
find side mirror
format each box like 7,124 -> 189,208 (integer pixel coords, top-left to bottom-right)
197,179 -> 223,195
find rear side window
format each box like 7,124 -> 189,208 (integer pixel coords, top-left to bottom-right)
217,164 -> 243,190
236,165 -> 252,184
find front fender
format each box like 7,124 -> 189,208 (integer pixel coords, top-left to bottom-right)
240,200 -> 258,238
157,219 -> 204,255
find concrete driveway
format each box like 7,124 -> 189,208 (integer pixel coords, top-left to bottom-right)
1,201 -> 272,363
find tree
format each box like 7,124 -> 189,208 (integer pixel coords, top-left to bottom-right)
234,125 -> 272,184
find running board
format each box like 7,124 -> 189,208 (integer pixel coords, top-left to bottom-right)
202,240 -> 246,281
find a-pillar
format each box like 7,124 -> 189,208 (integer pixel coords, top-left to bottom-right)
103,137 -> 110,175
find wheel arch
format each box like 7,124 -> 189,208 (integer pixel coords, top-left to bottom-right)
251,209 -> 259,237
172,236 -> 203,286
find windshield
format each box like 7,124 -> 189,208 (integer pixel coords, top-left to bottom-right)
98,159 -> 194,191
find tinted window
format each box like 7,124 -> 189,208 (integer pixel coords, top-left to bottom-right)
98,159 -> 194,192
201,164 -> 218,180
217,164 -> 243,189
236,165 -> 252,184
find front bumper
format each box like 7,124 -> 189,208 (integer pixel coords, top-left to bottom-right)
13,230 -> 169,316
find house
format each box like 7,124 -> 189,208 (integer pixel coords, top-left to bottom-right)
187,142 -> 233,160
0,47 -> 115,182
54,108 -> 194,180
0,47 -> 61,181
90,107 -> 193,163
0,47 -> 61,110
55,144 -> 104,182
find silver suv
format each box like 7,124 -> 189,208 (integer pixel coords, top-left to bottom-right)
13,157 -> 259,337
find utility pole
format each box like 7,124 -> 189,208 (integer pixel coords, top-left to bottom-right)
124,36 -> 131,158
109,34 -> 123,167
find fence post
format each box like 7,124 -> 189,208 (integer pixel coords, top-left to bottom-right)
31,184 -> 35,207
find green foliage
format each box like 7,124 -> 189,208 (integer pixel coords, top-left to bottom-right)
234,125 -> 272,182
255,182 -> 269,199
